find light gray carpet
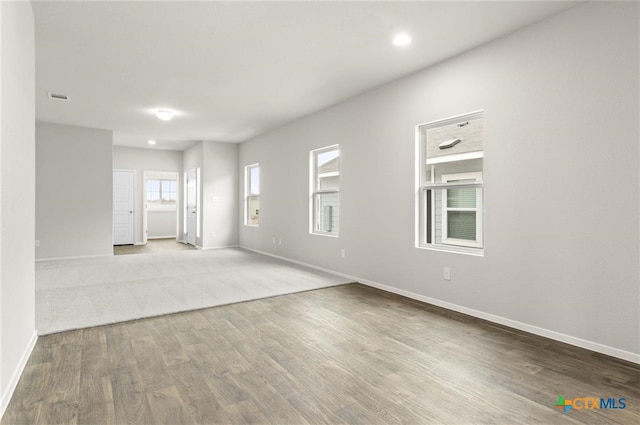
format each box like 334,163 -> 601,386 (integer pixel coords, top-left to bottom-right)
36,248 -> 352,335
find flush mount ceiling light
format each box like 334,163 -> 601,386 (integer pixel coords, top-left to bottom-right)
392,33 -> 412,47
147,140 -> 157,145
155,109 -> 174,121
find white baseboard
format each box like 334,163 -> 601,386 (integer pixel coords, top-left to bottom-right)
359,279 -> 640,364
241,246 -> 640,364
200,245 -> 240,250
0,330 -> 37,419
35,253 -> 113,262
147,236 -> 177,240
242,247 -> 352,277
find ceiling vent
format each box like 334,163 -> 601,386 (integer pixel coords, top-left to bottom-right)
47,92 -> 70,101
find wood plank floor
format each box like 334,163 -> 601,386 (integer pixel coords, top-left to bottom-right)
3,284 -> 639,424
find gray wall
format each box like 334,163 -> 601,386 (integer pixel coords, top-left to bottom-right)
36,122 -> 113,259
0,0 -> 36,413
113,146 -> 183,243
239,2 -> 639,360
202,141 -> 239,248
182,141 -> 239,248
147,211 -> 177,239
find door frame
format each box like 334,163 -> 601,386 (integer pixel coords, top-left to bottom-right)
142,170 -> 180,245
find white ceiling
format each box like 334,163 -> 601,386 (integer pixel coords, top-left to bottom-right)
33,0 -> 579,151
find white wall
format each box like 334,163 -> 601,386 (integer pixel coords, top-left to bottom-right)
147,211 -> 176,238
36,122 -> 113,259
202,141 -> 239,248
113,146 -> 182,243
181,141 -> 238,248
0,0 -> 37,416
239,2 -> 639,361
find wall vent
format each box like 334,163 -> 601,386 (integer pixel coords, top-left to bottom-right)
47,92 -> 70,101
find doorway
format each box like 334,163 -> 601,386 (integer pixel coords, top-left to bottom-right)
143,170 -> 179,245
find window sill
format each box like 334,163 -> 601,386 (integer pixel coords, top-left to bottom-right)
310,232 -> 339,238
416,244 -> 484,257
148,207 -> 177,212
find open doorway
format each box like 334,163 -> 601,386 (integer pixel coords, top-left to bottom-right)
143,170 -> 180,245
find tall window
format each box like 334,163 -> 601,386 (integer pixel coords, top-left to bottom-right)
245,164 -> 260,226
310,145 -> 340,235
417,111 -> 484,254
146,179 -> 177,210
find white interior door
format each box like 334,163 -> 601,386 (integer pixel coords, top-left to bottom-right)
113,170 -> 135,245
186,169 -> 197,246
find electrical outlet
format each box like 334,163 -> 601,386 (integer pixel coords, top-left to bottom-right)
35,240 -> 40,247
278,237 -> 282,246
272,236 -> 276,244
341,248 -> 346,258
444,267 -> 451,281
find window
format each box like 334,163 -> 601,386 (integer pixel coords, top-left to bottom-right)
245,164 -> 260,226
310,145 -> 339,236
442,172 -> 483,248
146,179 -> 177,210
417,111 -> 484,254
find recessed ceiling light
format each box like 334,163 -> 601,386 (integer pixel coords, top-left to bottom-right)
147,140 -> 157,145
156,109 -> 174,121
393,33 -> 412,47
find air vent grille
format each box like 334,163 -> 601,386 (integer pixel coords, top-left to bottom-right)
47,92 -> 70,101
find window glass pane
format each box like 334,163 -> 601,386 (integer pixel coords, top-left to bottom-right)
147,180 -> 161,203
249,167 -> 260,195
318,175 -> 339,191
316,149 -> 339,190
316,192 -> 339,233
447,211 -> 476,241
248,196 -> 259,225
447,188 -> 476,208
161,180 -> 176,203
317,150 -> 339,169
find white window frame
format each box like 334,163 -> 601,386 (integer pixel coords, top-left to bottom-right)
146,178 -> 178,211
244,164 -> 259,227
310,145 -> 340,237
415,110 -> 484,256
441,171 -> 483,248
